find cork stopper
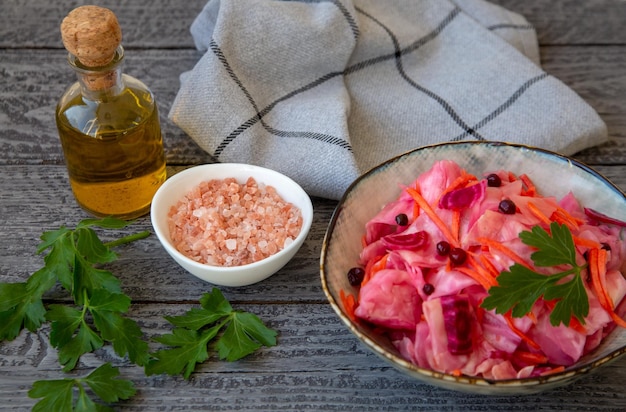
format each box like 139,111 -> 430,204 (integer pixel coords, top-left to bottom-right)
61,5 -> 122,67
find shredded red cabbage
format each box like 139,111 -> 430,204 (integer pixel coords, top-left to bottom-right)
381,231 -> 429,251
438,180 -> 486,210
584,207 -> 626,228
440,295 -> 474,355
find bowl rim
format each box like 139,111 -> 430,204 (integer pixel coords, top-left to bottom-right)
320,141 -> 626,391
151,162 -> 314,273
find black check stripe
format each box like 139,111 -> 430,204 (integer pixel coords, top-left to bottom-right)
488,23 -> 535,31
451,72 -> 549,142
211,40 -> 347,157
354,6 -> 486,141
211,2 -> 546,159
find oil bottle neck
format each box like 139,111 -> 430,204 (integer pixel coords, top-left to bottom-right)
68,45 -> 125,100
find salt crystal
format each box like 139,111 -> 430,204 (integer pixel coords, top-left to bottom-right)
225,239 -> 237,251
167,177 -> 303,267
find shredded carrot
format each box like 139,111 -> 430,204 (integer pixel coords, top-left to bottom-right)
551,212 -> 574,230
361,255 -> 379,287
456,267 -> 495,291
478,253 -> 500,278
412,200 -> 420,221
569,317 -> 588,334
514,351 -> 549,365
406,187 -> 457,245
467,255 -> 498,287
451,369 -> 463,377
572,235 -> 601,250
361,234 -> 367,249
609,307 -> 626,328
508,171 -> 518,182
504,312 -> 541,350
340,289 -> 358,322
527,311 -> 538,325
451,209 -> 462,244
520,174 -> 537,197
558,205 -> 584,222
541,366 -> 565,376
551,207 -> 582,231
477,237 -> 534,270
588,248 -> 626,328
362,253 -> 389,287
439,170 -> 477,199
589,248 -> 611,308
527,202 -> 552,227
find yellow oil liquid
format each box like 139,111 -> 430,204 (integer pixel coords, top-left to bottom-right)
56,75 -> 166,219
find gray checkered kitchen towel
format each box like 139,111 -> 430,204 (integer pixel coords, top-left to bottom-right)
169,0 -> 607,200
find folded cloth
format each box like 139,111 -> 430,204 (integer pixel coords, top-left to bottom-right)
169,0 -> 607,200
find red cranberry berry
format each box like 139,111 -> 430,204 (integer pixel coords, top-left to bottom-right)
486,174 -> 502,187
449,247 -> 467,266
423,283 -> 435,295
436,241 -> 451,256
498,199 -> 516,215
347,267 -> 365,286
395,213 -> 409,226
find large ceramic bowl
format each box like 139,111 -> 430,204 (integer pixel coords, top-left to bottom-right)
320,141 -> 626,395
152,163 -> 313,287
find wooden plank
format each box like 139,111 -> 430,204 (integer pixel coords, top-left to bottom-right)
491,0 -> 626,45
541,45 -> 626,114
3,1 -> 626,411
2,0 -> 626,48
1,303 -> 625,410
0,0 -> 206,49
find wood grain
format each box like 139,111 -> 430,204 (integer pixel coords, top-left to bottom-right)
2,304 -> 626,411
2,0 -> 626,410
491,0 -> 626,45
2,0 -> 626,48
0,0 -> 206,49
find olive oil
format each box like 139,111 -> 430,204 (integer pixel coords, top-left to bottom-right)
56,77 -> 166,218
57,6 -> 166,219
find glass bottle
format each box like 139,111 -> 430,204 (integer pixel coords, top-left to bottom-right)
56,6 -> 166,219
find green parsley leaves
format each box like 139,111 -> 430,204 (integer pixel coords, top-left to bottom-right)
146,288 -> 278,379
1,217 -> 279,409
0,218 -> 149,346
481,222 -> 589,327
28,363 -> 136,412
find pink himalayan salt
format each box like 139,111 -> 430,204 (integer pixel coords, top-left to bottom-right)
168,176 -> 303,267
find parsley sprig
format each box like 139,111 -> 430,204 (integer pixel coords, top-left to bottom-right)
146,288 -> 278,379
0,218 -> 147,409
0,217 -> 150,370
28,363 -> 136,412
481,222 -> 590,327
0,217 -> 279,409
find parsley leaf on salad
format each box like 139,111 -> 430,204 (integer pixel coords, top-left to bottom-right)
481,222 -> 590,327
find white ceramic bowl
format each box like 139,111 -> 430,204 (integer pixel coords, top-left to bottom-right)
151,163 -> 313,287
321,141 -> 626,395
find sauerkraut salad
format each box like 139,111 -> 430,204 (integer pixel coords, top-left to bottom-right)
341,160 -> 626,380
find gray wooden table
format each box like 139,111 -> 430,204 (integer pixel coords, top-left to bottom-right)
1,1 -> 625,410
